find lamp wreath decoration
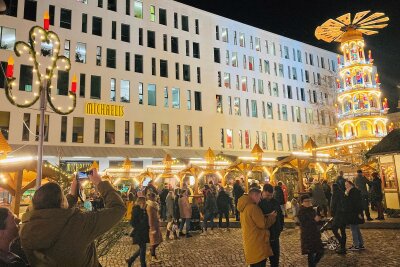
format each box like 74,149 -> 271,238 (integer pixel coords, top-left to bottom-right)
5,12 -> 76,115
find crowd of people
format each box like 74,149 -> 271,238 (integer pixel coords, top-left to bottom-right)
0,168 -> 385,267
240,169 -> 385,267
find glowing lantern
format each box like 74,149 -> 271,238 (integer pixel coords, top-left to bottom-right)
6,56 -> 14,78
44,11 -> 50,30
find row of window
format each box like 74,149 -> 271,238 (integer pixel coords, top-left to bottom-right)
218,129 -> 314,151
217,72 -> 332,105
215,26 -> 336,71
0,110 -> 202,147
214,49 -> 332,86
215,95 -> 335,126
5,1 -> 200,35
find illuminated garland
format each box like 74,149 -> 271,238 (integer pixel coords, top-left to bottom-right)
5,25 -> 76,115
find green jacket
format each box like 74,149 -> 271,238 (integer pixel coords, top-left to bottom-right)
19,181 -> 126,267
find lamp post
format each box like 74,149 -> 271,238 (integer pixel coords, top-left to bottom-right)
4,12 -> 77,188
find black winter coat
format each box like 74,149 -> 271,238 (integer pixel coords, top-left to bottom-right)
330,183 -> 346,227
344,187 -> 364,225
370,177 -> 383,202
217,191 -> 232,213
273,186 -> 285,205
205,193 -> 218,214
259,198 -> 284,241
159,189 -> 169,204
130,205 -> 150,244
233,183 -> 244,201
298,206 -> 324,254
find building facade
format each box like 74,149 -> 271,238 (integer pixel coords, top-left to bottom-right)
0,0 -> 338,170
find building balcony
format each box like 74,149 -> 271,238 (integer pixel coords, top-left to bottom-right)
338,108 -> 385,119
338,83 -> 379,94
338,59 -> 373,70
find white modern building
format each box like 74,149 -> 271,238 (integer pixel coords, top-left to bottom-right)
0,0 -> 339,171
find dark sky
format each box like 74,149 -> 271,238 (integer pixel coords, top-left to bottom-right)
176,0 -> 400,110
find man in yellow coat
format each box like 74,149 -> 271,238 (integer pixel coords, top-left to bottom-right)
238,187 -> 277,266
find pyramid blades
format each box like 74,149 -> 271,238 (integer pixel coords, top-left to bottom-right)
321,18 -> 345,28
360,16 -> 389,26
336,13 -> 351,25
357,12 -> 386,25
360,24 -> 388,29
358,29 -> 379,35
352,11 -> 370,24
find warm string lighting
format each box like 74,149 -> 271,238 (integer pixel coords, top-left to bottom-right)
4,14 -> 76,115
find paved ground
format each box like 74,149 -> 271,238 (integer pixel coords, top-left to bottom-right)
100,227 -> 400,267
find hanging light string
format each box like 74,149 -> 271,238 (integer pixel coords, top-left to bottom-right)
5,25 -> 77,115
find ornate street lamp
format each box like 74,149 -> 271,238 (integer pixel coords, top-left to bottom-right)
4,12 -> 77,188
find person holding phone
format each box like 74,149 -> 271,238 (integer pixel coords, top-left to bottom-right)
19,169 -> 126,267
259,184 -> 284,267
237,187 -> 277,267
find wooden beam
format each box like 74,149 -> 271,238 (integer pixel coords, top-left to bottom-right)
11,170 -> 23,217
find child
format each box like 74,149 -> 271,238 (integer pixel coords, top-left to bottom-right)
298,194 -> 324,267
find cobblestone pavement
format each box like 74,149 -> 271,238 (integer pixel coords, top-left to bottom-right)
100,228 -> 400,267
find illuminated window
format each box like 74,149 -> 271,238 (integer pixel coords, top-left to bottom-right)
232,52 -> 238,67
72,117 -> 84,143
120,80 -> 130,103
0,111 -> 10,140
262,132 -> 268,150
150,5 -> 156,22
239,33 -> 245,47
267,102 -> 273,119
133,1 -> 143,19
277,133 -> 283,151
148,84 -> 156,106
255,37 -> 261,51
216,95 -> 223,114
125,121 -> 130,145
110,78 -> 116,101
224,73 -> 231,88
134,122 -> 143,145
184,125 -> 192,147
161,124 -> 169,146
0,26 -> 16,51
251,100 -> 258,118
249,56 -> 254,70
241,76 -> 247,92
104,119 -> 115,144
75,42 -> 86,63
94,119 -> 100,144
172,87 -> 180,109
164,87 -> 168,107
138,82 -> 143,104
222,27 -> 228,42
245,130 -> 251,149
238,130 -> 243,149
232,97 -> 240,116
282,104 -> 288,121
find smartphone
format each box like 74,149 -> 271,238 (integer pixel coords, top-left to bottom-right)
77,171 -> 89,180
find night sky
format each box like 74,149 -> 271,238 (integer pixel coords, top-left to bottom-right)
176,0 -> 400,111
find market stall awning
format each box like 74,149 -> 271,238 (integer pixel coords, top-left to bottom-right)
366,129 -> 400,157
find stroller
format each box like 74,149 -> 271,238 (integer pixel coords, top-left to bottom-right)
190,203 -> 202,231
319,217 -> 339,251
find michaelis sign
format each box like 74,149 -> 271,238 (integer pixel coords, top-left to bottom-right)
85,102 -> 125,117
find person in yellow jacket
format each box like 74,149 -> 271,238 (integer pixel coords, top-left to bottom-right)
238,187 -> 277,267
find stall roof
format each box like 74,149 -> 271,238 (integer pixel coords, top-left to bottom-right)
366,129 -> 400,157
